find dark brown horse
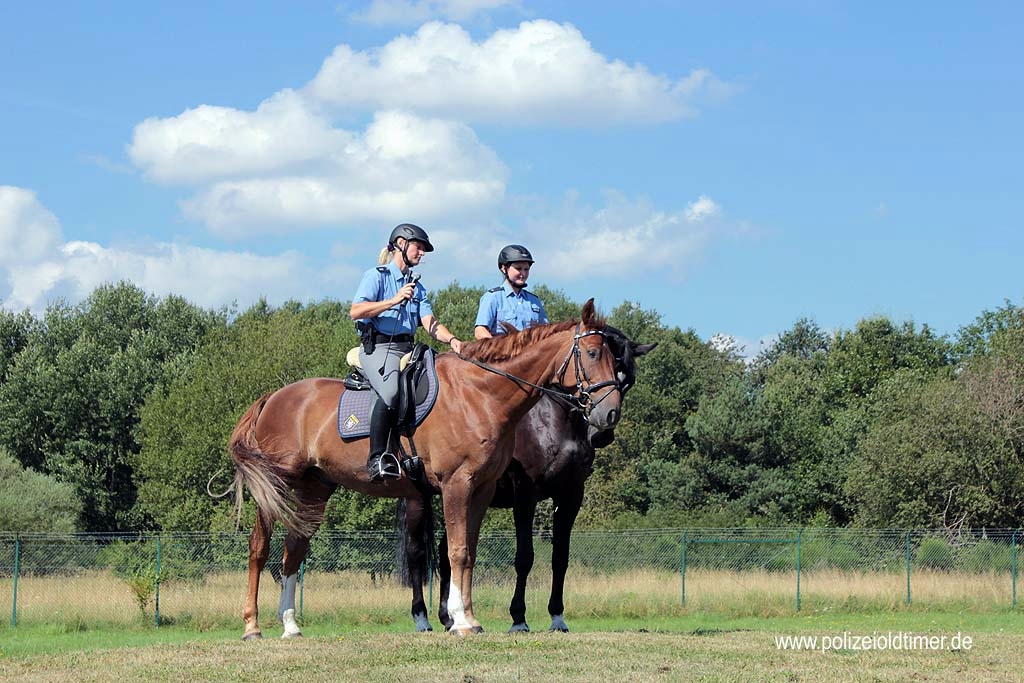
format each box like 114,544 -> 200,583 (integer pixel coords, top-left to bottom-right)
229,300 -> 622,638
399,326 -> 655,632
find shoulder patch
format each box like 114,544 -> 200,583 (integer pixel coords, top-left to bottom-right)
487,286 -> 504,293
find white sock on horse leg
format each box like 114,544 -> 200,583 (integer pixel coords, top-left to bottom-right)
279,574 -> 302,638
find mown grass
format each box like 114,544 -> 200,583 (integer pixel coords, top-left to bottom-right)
3,617 -> 1024,683
3,567 -> 1024,681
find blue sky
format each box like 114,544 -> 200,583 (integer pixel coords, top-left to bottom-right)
2,1 -> 1021,355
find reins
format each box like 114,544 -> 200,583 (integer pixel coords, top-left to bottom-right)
455,324 -> 622,419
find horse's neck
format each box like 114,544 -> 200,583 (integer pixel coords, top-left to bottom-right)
452,331 -> 570,427
498,330 -> 568,389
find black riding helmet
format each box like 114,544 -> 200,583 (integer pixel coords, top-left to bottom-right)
389,223 -> 434,252
498,244 -> 534,269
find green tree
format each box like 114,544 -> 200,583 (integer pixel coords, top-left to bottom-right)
952,299 -> 1024,361
0,449 -> 82,532
0,308 -> 35,382
848,305 -> 1024,528
0,282 -> 220,531
751,320 -> 836,522
580,308 -> 744,525
844,366 -> 1024,528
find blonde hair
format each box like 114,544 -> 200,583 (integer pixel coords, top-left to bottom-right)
378,247 -> 391,266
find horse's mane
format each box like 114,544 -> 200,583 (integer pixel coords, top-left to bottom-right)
460,317 -> 604,363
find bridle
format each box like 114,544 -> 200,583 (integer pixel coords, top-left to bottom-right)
456,324 -> 623,422
551,326 -> 624,418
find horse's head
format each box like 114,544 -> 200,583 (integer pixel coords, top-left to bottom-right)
553,299 -> 625,432
587,324 -> 657,448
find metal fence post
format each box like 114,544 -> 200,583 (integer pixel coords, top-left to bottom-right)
299,560 -> 306,622
680,531 -> 687,607
154,534 -> 161,628
905,531 -> 912,606
428,549 -> 434,611
1013,529 -> 1018,609
10,534 -> 19,627
795,529 -> 802,612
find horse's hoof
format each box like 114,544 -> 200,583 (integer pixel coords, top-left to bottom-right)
413,614 -> 433,632
241,632 -> 263,641
280,608 -> 303,638
448,625 -> 484,636
549,615 -> 570,632
509,623 -> 531,633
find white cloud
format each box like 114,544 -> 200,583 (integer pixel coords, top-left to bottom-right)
538,192 -> 723,280
307,20 -> 728,125
4,240 -> 312,314
352,0 -> 520,24
0,186 -> 63,264
420,191 -> 730,288
685,195 -> 721,223
0,187 -> 314,313
128,89 -> 351,185
125,20 -> 730,238
175,109 -> 507,236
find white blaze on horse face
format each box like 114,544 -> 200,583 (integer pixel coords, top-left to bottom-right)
447,583 -> 471,632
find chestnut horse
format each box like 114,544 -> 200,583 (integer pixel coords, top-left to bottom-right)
229,300 -> 621,638
399,326 -> 655,632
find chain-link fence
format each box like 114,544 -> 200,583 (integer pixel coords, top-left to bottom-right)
1,528 -> 1020,630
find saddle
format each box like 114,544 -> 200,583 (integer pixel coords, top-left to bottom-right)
337,343 -> 439,442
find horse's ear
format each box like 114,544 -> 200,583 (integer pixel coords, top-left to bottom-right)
633,342 -> 658,357
581,298 -> 596,325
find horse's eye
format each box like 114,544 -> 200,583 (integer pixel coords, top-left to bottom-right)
587,348 -> 599,360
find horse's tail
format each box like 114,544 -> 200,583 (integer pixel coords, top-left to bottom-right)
396,495 -> 436,588
229,393 -> 317,537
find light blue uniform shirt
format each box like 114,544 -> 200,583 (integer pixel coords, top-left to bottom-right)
352,261 -> 433,335
475,283 -> 549,335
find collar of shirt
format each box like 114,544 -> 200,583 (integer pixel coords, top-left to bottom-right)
386,261 -> 407,285
503,282 -> 531,298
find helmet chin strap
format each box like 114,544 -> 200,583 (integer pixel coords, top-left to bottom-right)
395,238 -> 412,272
502,267 -> 522,293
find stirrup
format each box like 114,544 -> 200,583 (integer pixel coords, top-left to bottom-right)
368,452 -> 401,480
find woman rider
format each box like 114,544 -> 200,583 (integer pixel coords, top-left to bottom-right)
474,244 -> 549,339
349,223 -> 464,480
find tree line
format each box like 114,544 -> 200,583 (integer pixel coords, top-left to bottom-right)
1,281 -> 1022,534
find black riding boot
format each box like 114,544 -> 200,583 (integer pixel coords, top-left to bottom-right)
367,398 -> 400,480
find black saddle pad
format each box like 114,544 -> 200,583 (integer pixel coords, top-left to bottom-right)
336,349 -> 439,441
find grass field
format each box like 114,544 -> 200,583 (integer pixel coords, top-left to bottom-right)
2,613 -> 1024,683
2,568 -> 1024,681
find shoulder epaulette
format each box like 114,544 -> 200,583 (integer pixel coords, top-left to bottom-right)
487,286 -> 504,293
376,266 -> 388,272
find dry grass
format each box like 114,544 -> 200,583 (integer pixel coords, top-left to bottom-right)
1,565 -> 1018,632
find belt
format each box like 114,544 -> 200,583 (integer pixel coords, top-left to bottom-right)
372,332 -> 414,343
